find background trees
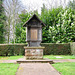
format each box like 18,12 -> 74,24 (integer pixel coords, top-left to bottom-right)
14,5 -> 75,43
40,4 -> 63,43
15,12 -> 31,43
0,0 -> 75,44
68,0 -> 75,13
49,8 -> 75,43
0,0 -> 5,43
3,0 -> 23,43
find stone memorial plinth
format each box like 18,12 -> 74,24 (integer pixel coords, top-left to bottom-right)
24,47 -> 45,59
17,14 -> 53,63
23,14 -> 45,60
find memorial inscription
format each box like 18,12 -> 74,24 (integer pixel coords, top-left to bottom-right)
31,29 -> 37,40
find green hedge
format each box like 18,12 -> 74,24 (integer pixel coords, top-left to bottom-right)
41,43 -> 71,55
70,42 -> 75,55
0,43 -> 71,56
0,44 -> 27,56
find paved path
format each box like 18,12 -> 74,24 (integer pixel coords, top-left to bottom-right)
0,60 -> 17,63
0,59 -> 75,63
53,59 -> 75,63
16,63 -> 60,75
0,59 -> 75,75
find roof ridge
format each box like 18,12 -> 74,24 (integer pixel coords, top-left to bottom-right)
23,14 -> 45,27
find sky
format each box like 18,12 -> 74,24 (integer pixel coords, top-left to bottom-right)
21,0 -> 72,14
21,0 -> 44,13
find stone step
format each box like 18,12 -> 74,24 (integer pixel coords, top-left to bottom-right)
17,58 -> 54,64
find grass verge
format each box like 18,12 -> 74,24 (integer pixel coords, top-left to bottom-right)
0,63 -> 19,75
52,62 -> 75,75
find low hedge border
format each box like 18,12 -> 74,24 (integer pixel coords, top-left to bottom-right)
0,43 -> 72,56
0,44 -> 27,56
41,43 -> 71,55
70,42 -> 75,55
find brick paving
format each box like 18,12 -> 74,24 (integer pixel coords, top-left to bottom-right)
16,63 -> 60,75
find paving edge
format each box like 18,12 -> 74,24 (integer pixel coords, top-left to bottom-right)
17,58 -> 54,64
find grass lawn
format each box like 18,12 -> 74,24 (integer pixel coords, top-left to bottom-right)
52,62 -> 75,75
0,63 -> 19,75
0,55 -> 75,60
0,56 -> 24,60
44,55 -> 75,59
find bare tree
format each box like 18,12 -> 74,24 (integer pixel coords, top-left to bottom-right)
3,0 -> 23,43
43,0 -> 71,9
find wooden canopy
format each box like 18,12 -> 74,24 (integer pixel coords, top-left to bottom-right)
23,14 -> 45,27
